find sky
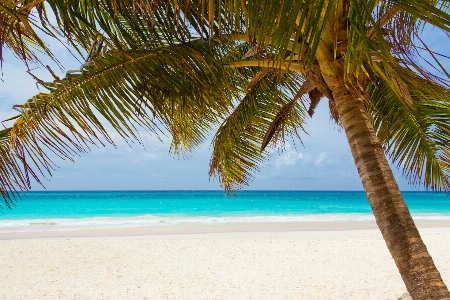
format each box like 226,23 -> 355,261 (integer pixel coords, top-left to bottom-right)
0,24 -> 448,192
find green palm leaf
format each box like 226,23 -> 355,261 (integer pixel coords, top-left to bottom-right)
0,39 -> 238,205
43,0 -> 337,70
210,68 -> 309,191
368,68 -> 450,191
0,0 -> 56,66
45,0 -> 194,52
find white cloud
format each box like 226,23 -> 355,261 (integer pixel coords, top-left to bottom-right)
140,153 -> 159,160
315,152 -> 327,165
275,151 -> 304,167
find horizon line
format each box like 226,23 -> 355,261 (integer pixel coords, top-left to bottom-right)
20,189 -> 430,193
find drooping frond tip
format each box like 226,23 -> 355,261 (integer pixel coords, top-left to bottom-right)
261,76 -> 316,152
368,68 -> 450,192
210,68 -> 310,192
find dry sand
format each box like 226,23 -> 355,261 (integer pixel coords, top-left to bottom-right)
0,224 -> 449,299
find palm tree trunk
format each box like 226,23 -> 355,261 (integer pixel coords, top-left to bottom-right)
332,84 -> 450,300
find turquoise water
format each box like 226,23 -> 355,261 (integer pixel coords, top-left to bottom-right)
1,191 -> 449,232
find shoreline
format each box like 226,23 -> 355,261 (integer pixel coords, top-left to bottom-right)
1,219 -> 449,240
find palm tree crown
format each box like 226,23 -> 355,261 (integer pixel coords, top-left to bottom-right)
1,0 -> 449,197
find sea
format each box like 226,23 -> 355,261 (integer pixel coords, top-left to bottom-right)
0,191 -> 449,232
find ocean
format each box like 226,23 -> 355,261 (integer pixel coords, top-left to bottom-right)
0,191 -> 449,232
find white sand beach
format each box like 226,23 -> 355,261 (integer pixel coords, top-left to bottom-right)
0,223 -> 449,299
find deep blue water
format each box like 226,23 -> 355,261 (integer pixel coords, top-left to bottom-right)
1,190 -> 449,220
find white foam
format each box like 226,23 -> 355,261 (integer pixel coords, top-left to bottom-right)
408,213 -> 450,220
1,213 -> 449,233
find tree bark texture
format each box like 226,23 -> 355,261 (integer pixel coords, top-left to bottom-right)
332,85 -> 450,300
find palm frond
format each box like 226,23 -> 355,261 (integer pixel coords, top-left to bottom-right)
382,0 -> 450,85
261,76 -> 316,151
45,0 -> 194,53
0,39 -> 238,205
209,69 -> 308,191
368,68 -> 450,191
0,0 -> 56,66
337,0 -> 450,102
45,0 -> 337,71
391,0 -> 450,32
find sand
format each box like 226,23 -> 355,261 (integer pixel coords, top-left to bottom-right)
0,224 -> 449,299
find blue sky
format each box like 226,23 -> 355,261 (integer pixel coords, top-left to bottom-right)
0,25 -> 448,191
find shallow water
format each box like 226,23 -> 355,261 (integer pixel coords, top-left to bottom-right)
1,191 -> 449,232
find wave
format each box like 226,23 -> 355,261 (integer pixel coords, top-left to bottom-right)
1,213 -> 449,233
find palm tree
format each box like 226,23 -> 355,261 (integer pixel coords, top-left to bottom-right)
1,0 -> 450,298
